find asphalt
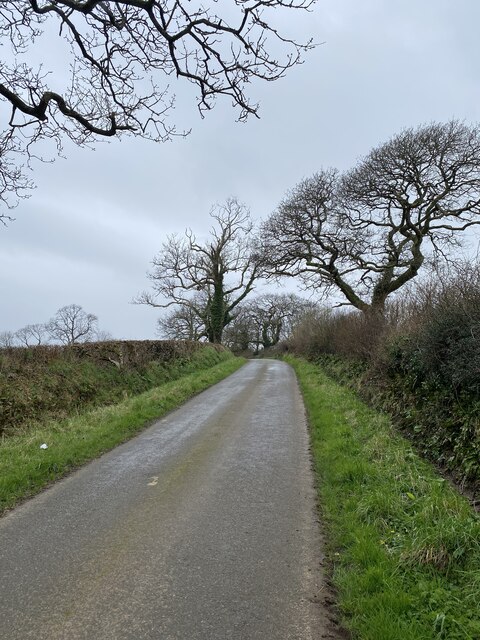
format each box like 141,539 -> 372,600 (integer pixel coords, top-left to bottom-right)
0,359 -> 335,639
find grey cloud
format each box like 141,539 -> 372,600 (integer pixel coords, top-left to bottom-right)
2,0 -> 480,338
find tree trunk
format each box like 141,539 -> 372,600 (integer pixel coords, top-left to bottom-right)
208,282 -> 225,344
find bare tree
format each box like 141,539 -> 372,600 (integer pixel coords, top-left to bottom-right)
261,121 -> 480,316
224,292 -> 313,352
222,307 -> 255,353
0,1 -> 315,216
0,330 -> 15,348
251,293 -> 311,349
47,304 -> 98,345
156,302 -> 206,341
15,323 -> 48,346
136,198 -> 263,343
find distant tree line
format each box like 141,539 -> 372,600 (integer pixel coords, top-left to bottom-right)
0,304 -> 108,348
135,198 -> 319,349
221,294 -> 317,354
139,120 -> 480,348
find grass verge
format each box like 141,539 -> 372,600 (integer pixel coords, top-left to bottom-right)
287,356 -> 480,640
0,355 -> 244,516
1,340 -> 228,436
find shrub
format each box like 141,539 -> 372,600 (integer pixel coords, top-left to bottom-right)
0,340 -> 227,436
285,261 -> 480,491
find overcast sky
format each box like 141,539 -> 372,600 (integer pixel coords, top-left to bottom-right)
2,0 -> 480,340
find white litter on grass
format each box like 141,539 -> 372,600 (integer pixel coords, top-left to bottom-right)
39,443 -> 48,449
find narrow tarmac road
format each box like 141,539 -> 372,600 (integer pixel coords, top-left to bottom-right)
0,360 -> 336,639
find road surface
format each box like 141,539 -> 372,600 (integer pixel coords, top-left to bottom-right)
0,360 -> 336,639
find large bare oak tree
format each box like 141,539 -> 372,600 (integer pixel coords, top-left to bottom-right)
260,121 -> 480,316
136,198 -> 263,343
0,0 -> 315,218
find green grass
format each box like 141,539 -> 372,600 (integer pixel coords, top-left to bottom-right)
0,354 -> 244,515
286,356 -> 480,640
0,341 -> 229,436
